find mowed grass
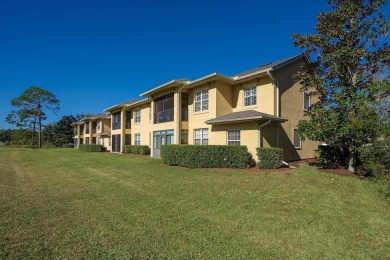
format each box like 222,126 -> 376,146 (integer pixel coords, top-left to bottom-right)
0,148 -> 389,259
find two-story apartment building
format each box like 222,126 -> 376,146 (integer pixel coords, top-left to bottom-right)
72,113 -> 112,151
74,54 -> 318,161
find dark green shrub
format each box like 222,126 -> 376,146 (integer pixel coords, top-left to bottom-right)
125,145 -> 150,155
62,144 -> 74,148
357,143 -> 389,177
78,144 -> 104,152
161,145 -> 251,169
256,147 -> 283,170
315,145 -> 349,166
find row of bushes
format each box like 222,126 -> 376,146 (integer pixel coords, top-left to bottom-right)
161,145 -> 284,169
124,145 -> 150,155
357,143 -> 389,177
161,145 -> 253,169
78,144 -> 105,152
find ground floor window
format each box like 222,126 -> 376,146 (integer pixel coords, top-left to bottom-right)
108,137 -> 111,146
194,128 -> 208,145
86,137 -> 90,145
181,130 -> 188,144
227,130 -> 240,145
294,129 -> 301,149
97,137 -> 100,145
134,133 -> 141,146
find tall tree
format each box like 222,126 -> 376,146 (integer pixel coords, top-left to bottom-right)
7,86 -> 59,148
293,0 -> 389,172
53,115 -> 77,147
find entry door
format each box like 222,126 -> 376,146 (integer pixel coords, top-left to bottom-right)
153,130 -> 174,157
112,134 -> 121,152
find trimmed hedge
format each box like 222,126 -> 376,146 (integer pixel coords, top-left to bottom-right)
256,147 -> 283,170
62,144 -> 74,148
161,145 -> 251,169
124,145 -> 150,155
78,144 -> 105,152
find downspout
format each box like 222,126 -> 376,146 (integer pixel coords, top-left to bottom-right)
258,119 -> 271,147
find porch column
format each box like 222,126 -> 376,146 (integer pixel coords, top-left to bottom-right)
174,89 -> 180,144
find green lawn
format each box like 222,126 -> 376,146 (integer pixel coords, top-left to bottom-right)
0,147 -> 389,259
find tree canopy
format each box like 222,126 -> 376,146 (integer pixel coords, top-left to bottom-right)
6,86 -> 59,148
292,0 -> 389,172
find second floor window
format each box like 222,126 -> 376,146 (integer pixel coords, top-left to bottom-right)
112,112 -> 121,130
304,92 -> 310,110
86,123 -> 90,134
244,86 -> 257,107
135,109 -> 141,123
134,133 -> 141,145
97,121 -> 101,131
194,128 -> 208,145
126,111 -> 131,129
154,93 -> 174,124
194,89 -> 208,112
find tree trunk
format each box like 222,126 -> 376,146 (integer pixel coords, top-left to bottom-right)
32,120 -> 36,146
348,147 -> 356,173
38,105 -> 42,149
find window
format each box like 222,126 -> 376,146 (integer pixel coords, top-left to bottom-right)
97,137 -> 100,145
112,112 -> 121,130
294,129 -> 301,149
304,92 -> 310,110
194,129 -> 208,145
126,111 -> 131,129
85,123 -> 90,134
244,86 -> 257,107
102,138 -> 104,146
109,137 -> 111,146
86,137 -> 90,145
97,121 -> 101,131
194,89 -> 208,112
135,109 -> 141,123
134,133 -> 141,146
154,93 -> 174,124
181,92 -> 189,121
227,130 -> 240,145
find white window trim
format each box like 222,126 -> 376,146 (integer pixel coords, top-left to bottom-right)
194,128 -> 208,145
294,129 -> 302,149
134,109 -> 141,124
227,129 -> 241,145
243,85 -> 257,107
134,133 -> 141,146
194,89 -> 209,113
303,92 -> 311,111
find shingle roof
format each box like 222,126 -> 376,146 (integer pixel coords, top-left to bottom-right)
232,54 -> 304,78
117,99 -> 140,106
205,110 -> 286,124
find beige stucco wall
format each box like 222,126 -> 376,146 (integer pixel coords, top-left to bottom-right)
215,82 -> 233,117
130,103 -> 153,148
209,121 -> 259,158
274,59 -> 319,161
232,77 -> 275,115
187,82 -> 217,143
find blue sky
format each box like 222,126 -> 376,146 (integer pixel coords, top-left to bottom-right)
0,0 -> 387,129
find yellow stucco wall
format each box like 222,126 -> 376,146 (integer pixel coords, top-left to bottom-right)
274,59 -> 319,161
232,77 -> 275,115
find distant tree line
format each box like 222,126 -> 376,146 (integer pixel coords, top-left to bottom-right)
1,114 -> 88,147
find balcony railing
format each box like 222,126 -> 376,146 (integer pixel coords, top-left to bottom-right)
112,122 -> 121,130
154,109 -> 174,124
181,109 -> 188,121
